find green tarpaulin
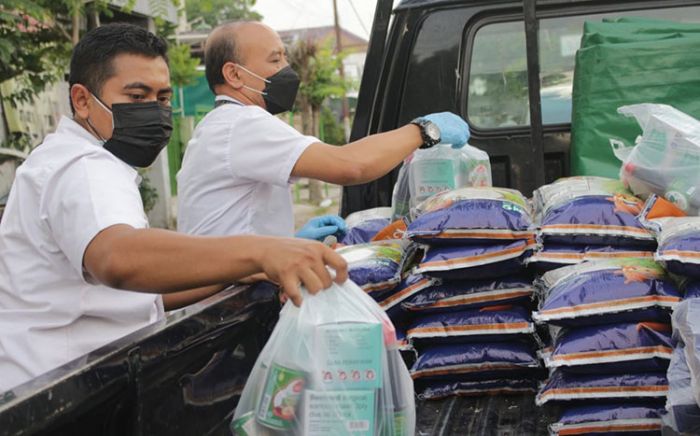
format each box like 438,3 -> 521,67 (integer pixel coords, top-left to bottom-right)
571,18 -> 700,177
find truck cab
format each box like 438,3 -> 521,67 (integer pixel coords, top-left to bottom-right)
342,0 -> 700,215
2,1 -> 700,435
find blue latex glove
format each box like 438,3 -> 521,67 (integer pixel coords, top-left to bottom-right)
295,215 -> 348,241
420,112 -> 470,148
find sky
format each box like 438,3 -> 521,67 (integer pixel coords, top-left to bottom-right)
252,0 -> 383,40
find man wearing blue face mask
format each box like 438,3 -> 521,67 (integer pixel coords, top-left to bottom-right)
0,23 -> 349,392
177,21 -> 470,241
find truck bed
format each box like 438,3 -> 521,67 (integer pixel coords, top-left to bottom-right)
416,395 -> 555,435
0,283 -> 554,436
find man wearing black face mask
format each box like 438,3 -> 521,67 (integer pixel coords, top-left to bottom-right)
0,23 -> 349,392
177,22 -> 470,241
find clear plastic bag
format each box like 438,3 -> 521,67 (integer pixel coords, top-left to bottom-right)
390,144 -> 491,221
672,299 -> 700,407
663,345 -> 700,435
614,103 -> 700,215
231,280 -> 416,436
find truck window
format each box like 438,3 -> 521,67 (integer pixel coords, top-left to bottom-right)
467,20 -> 529,129
467,5 -> 700,129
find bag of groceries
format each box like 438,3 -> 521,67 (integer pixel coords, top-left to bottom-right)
231,280 -> 416,436
391,144 -> 492,220
614,103 -> 700,215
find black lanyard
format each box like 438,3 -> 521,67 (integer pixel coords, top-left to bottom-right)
214,98 -> 244,108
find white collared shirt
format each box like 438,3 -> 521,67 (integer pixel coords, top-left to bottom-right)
0,116 -> 163,392
177,95 -> 317,237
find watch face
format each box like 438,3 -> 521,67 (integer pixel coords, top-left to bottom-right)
425,122 -> 441,141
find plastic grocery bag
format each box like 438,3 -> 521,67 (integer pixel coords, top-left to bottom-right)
231,280 -> 416,436
614,104 -> 700,215
663,345 -> 700,435
391,144 -> 491,220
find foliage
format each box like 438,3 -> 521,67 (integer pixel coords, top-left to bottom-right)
167,41 -> 201,87
288,40 -> 350,111
138,171 -> 159,213
0,1 -> 72,105
185,0 -> 261,29
320,106 -> 344,145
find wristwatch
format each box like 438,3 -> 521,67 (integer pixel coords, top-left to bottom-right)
410,117 -> 441,149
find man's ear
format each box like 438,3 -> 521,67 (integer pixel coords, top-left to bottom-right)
222,62 -> 244,90
70,84 -> 92,120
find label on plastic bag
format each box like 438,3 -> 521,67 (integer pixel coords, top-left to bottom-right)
302,389 -> 376,436
410,159 -> 456,202
313,323 -> 383,390
230,412 -> 258,436
257,364 -> 306,430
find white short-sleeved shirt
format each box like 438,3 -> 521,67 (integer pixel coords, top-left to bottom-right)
0,117 -> 163,392
177,96 -> 317,237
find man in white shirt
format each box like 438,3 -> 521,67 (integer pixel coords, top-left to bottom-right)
0,23 -> 347,392
177,21 -> 470,239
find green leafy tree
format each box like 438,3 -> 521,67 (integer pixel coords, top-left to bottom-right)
0,1 -> 74,105
185,0 -> 261,29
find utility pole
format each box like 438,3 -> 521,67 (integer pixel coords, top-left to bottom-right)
332,0 -> 352,141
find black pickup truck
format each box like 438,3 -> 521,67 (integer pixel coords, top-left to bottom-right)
2,1 -> 700,435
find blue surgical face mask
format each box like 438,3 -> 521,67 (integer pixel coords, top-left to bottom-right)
238,64 -> 300,115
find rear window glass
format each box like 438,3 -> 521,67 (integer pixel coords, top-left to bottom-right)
467,6 -> 700,129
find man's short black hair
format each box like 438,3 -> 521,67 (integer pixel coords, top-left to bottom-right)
205,22 -> 243,93
69,23 -> 168,104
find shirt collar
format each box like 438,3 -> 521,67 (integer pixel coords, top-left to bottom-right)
215,95 -> 244,105
56,116 -> 103,147
56,116 -> 140,178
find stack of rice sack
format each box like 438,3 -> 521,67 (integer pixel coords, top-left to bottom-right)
397,187 -> 543,399
650,216 -> 700,433
339,207 -> 393,245
528,176 -> 657,273
533,259 -> 680,435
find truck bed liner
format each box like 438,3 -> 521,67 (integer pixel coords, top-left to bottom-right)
416,394 -> 556,435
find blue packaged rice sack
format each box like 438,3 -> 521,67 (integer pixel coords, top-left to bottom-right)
546,322 -> 673,374
526,244 -> 655,273
683,280 -> 700,300
402,276 -> 534,313
549,404 -> 663,435
336,239 -> 412,295
654,217 -> 700,279
534,177 -> 655,247
406,187 -> 534,244
396,327 -> 418,369
407,305 -> 535,344
377,274 -> 437,320
418,378 -> 537,400
413,239 -> 536,280
536,370 -> 668,406
410,342 -> 540,381
533,259 -> 681,327
340,207 -> 393,245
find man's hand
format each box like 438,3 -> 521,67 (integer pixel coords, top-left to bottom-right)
256,238 -> 348,306
295,215 -> 347,241
420,112 -> 470,148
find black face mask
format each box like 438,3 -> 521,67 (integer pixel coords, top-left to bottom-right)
89,95 -> 173,168
239,65 -> 300,115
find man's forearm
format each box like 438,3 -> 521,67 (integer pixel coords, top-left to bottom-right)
341,124 -> 422,185
85,225 -> 271,293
